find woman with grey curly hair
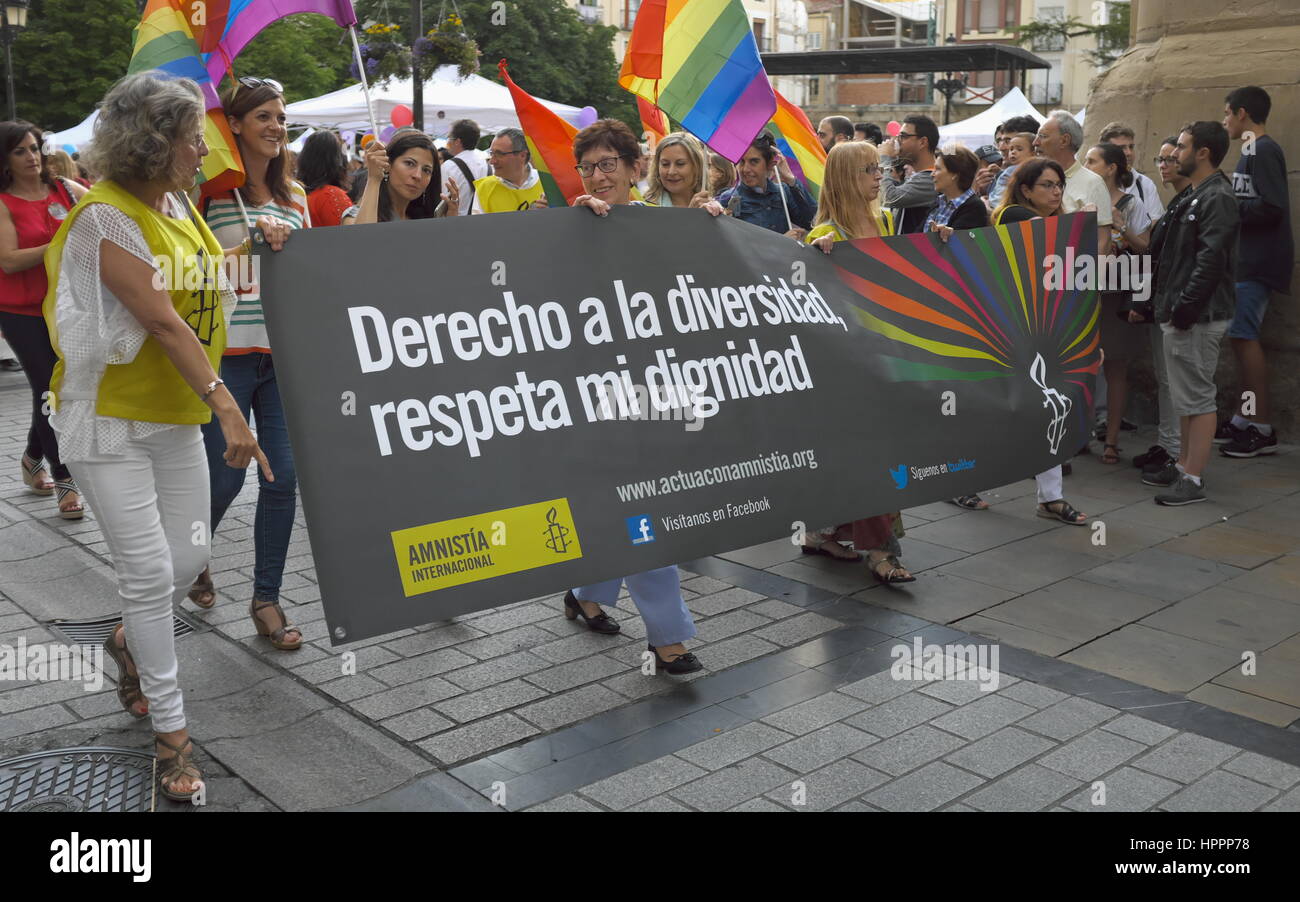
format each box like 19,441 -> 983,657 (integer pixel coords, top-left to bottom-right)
44,70 -> 292,802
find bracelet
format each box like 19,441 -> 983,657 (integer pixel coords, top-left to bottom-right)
201,378 -> 225,402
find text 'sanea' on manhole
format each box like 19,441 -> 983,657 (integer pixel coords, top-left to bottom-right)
0,747 -> 156,812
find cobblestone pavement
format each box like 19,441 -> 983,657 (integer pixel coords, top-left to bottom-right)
2,367 -> 1298,811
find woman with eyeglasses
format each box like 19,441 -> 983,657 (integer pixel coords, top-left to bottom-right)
0,120 -> 87,519
718,132 -> 814,238
566,118 -> 723,674
800,142 -> 914,583
344,129 -> 459,224
1084,141 -> 1152,466
189,76 -> 308,649
644,132 -> 712,209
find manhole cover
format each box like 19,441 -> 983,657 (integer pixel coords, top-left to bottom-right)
0,747 -> 156,812
47,613 -> 199,647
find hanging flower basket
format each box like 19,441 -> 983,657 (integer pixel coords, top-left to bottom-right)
349,14 -> 479,84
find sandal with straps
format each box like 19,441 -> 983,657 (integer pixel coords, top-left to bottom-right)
1101,443 -> 1121,465
1037,499 -> 1089,525
54,479 -> 84,520
102,623 -> 148,719
187,567 -> 216,610
21,454 -> 54,496
154,733 -> 204,802
801,535 -> 863,562
869,551 -> 916,584
250,598 -> 303,650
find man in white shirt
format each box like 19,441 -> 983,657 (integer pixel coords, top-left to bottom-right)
1035,109 -> 1113,255
1099,121 -> 1166,224
440,118 -> 488,215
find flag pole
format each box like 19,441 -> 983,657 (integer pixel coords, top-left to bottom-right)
348,25 -> 382,140
775,168 -> 794,233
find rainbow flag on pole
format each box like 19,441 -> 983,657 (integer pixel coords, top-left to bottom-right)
499,60 -> 583,207
767,89 -> 826,203
619,0 -> 776,163
129,1 -> 357,194
637,97 -> 670,147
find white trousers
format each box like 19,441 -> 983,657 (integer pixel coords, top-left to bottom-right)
70,425 -> 210,733
1035,465 -> 1063,504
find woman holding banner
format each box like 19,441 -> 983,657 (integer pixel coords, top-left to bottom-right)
644,132 -> 713,209
567,118 -> 722,674
44,72 -> 284,800
718,132 -> 814,238
191,76 -> 308,648
802,141 -> 914,583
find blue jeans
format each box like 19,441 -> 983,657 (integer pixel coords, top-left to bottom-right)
573,566 -> 697,647
1228,281 -> 1269,340
200,353 -> 297,601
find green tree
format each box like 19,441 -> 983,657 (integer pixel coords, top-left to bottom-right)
1012,2 -> 1131,68
355,0 -> 637,128
9,0 -> 137,130
221,14 -> 356,104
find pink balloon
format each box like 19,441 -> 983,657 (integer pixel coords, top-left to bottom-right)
391,104 -> 414,128
577,105 -> 598,128
886,120 -> 902,137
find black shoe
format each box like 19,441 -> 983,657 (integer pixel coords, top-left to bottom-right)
0,358 -> 21,372
1220,425 -> 1278,458
648,643 -> 703,675
563,590 -> 620,634
1120,418 -> 1138,432
1141,459 -> 1180,487
1133,444 -> 1171,471
1213,420 -> 1242,445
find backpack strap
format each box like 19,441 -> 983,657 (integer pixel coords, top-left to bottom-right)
451,157 -> 476,212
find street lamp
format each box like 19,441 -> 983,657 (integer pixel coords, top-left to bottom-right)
2,0 -> 29,121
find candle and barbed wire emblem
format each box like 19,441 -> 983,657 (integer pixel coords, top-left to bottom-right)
544,506 -> 572,554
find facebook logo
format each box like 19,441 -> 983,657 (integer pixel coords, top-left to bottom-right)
625,515 -> 656,545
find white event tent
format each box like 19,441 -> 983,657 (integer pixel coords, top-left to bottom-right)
936,87 -> 1045,150
45,110 -> 99,151
285,65 -> 584,135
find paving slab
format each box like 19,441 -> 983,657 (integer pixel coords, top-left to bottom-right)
975,577 -> 1170,645
1131,732 -> 1239,783
1156,523 -> 1299,570
1061,766 -> 1182,812
1138,585 -> 1300,652
1210,646 -> 1300,709
1062,625 -> 1245,695
851,571 -> 1018,624
862,760 -> 985,812
1159,769 -> 1279,812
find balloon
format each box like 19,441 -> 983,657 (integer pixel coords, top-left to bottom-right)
391,104 -> 414,128
62,143 -> 77,155
577,105 -> 598,128
379,125 -> 397,143
886,120 -> 901,137
360,133 -> 376,148
341,130 -> 356,145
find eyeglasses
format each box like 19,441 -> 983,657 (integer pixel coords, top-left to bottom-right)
1034,180 -> 1063,191
897,131 -> 917,140
575,156 -> 626,177
489,149 -> 524,158
236,77 -> 284,96
1154,155 -> 1177,165
862,165 -> 881,175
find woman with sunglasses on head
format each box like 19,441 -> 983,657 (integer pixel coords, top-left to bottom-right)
644,132 -> 712,209
802,142 -> 914,583
344,129 -> 459,224
0,120 -> 87,519
718,132 -> 814,239
189,76 -> 308,648
567,119 -> 723,674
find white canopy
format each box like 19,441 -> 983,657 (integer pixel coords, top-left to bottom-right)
937,87 -> 1045,150
45,110 -> 99,152
285,65 -> 584,135
1075,107 -> 1086,128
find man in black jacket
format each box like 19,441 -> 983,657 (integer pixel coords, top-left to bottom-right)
1149,122 -> 1238,506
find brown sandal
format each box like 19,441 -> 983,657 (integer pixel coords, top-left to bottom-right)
188,568 -> 216,609
155,734 -> 204,802
869,552 -> 916,584
250,598 -> 303,650
102,623 -> 148,719
801,536 -> 863,562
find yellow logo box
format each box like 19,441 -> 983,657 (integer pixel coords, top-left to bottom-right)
390,498 -> 583,598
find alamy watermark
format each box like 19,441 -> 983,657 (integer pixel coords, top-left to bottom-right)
0,638 -> 103,691
890,637 -> 1000,691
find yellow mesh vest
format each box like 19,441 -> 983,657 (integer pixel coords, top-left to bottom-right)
473,175 -> 545,213
44,180 -> 227,424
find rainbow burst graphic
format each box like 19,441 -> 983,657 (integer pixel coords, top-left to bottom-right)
831,211 -> 1102,446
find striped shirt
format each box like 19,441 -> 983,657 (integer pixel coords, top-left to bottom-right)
204,183 -> 310,354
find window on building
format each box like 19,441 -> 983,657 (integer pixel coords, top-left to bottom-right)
809,31 -> 822,50
623,0 -> 640,31
1032,6 -> 1066,51
809,77 -> 820,100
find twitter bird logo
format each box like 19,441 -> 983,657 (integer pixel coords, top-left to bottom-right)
889,465 -> 908,489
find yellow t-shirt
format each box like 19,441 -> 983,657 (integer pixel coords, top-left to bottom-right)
805,209 -> 895,244
473,174 -> 545,213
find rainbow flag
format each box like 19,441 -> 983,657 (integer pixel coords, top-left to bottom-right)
499,60 -> 583,207
638,97 -> 670,147
767,89 -> 826,203
619,0 -> 776,163
129,1 -> 357,194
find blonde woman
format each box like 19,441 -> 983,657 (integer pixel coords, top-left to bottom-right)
644,131 -> 712,208
800,141 -> 912,583
708,152 -> 736,196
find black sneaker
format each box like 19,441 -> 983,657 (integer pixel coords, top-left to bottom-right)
1133,445 -> 1171,471
1214,420 -> 1243,445
1155,474 -> 1207,506
1220,425 -> 1279,458
1141,459 -> 1180,487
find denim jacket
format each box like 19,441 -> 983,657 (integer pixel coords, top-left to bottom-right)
720,179 -> 815,233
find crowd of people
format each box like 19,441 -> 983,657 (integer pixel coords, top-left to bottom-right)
0,68 -> 1289,802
